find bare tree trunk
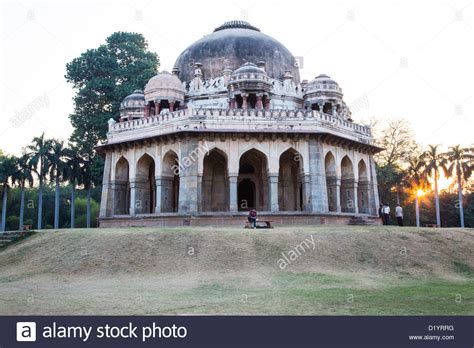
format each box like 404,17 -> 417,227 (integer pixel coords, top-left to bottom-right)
70,180 -> 75,229
19,183 -> 25,230
54,176 -> 60,229
38,179 -> 43,230
86,187 -> 91,228
458,173 -> 464,228
1,186 -> 7,232
434,171 -> 441,227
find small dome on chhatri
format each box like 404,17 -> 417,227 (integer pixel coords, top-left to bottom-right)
306,74 -> 341,92
232,62 -> 266,75
144,71 -> 185,102
231,62 -> 269,83
120,89 -> 145,108
119,90 -> 145,121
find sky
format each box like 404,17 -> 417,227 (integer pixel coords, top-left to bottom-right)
0,0 -> 473,156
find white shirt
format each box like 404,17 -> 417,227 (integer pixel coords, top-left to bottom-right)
383,206 -> 390,214
396,206 -> 403,218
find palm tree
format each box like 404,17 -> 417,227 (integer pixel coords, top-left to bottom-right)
422,145 -> 448,227
64,147 -> 83,229
48,140 -> 69,229
27,133 -> 52,230
11,154 -> 34,230
444,145 -> 474,228
0,155 -> 17,232
404,155 -> 427,189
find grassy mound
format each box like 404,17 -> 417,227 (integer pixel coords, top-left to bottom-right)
0,225 -> 472,315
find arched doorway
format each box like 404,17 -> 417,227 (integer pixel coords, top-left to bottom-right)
358,159 -> 369,214
237,149 -> 268,211
114,157 -> 130,215
325,152 -> 337,212
340,155 -> 355,213
238,179 -> 255,210
162,151 -> 179,212
278,148 -> 303,211
136,154 -> 155,214
202,149 -> 229,211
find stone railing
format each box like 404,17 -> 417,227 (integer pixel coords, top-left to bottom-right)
190,108 -> 371,137
107,107 -> 372,141
109,109 -> 188,132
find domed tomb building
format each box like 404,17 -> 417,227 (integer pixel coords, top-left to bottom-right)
97,20 -> 382,227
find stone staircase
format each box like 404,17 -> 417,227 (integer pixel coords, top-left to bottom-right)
0,231 -> 36,249
348,216 -> 381,226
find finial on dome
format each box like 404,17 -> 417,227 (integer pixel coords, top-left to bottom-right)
213,20 -> 260,32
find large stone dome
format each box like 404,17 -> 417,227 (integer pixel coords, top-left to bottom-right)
173,20 -> 300,84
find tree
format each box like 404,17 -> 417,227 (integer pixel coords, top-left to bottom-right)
0,155 -> 17,232
27,133 -> 52,230
11,154 -> 34,229
64,147 -> 83,228
422,145 -> 448,226
374,119 -> 420,205
48,140 -> 69,229
444,145 -> 474,228
65,32 -> 158,176
374,119 -> 418,167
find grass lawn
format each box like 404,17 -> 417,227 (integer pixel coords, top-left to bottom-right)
0,225 -> 472,315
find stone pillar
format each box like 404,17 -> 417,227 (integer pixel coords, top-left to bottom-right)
303,174 -> 311,211
331,103 -> 337,116
178,138 -> 199,214
169,101 -> 175,112
341,178 -> 356,213
268,173 -> 279,212
358,180 -> 370,214
308,139 -> 329,212
318,102 -> 324,113
197,174 -> 202,212
242,94 -> 248,110
353,180 -> 359,214
145,105 -> 150,117
335,178 -> 341,212
325,176 -> 340,212
155,101 -> 160,115
264,98 -> 270,110
155,176 -> 162,214
99,152 -> 113,218
368,156 -> 380,215
229,174 -> 238,212
256,95 -> 263,109
229,98 -> 236,109
129,180 -> 137,216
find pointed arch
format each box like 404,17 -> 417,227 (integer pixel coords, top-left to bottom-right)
340,155 -> 355,212
358,159 -> 370,214
202,148 -> 229,211
238,148 -> 269,211
278,147 -> 304,211
161,150 -> 179,212
114,156 -> 130,215
325,151 -> 337,212
135,153 -> 156,214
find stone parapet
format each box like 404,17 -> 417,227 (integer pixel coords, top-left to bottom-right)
105,107 -> 373,146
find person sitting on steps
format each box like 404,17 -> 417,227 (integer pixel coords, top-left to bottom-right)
248,208 -> 257,229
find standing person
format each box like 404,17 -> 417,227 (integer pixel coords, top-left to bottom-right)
378,204 -> 384,222
395,203 -> 404,226
248,208 -> 257,229
383,203 -> 391,225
